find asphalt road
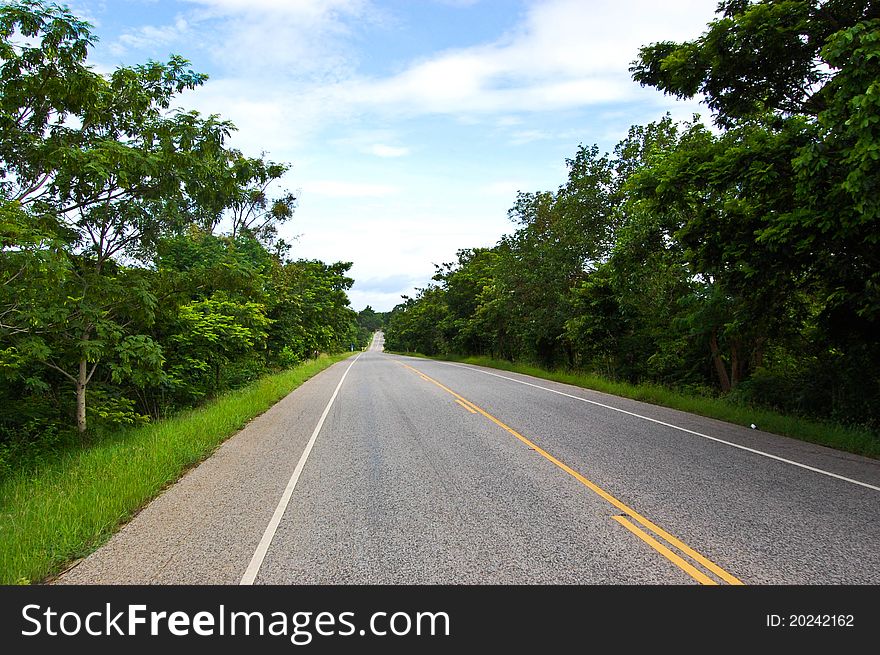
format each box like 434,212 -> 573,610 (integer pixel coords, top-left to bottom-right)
58,332 -> 880,584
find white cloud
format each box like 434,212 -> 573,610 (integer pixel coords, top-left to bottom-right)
182,0 -> 370,18
370,143 -> 410,157
347,288 -> 410,311
509,129 -> 549,145
180,0 -> 380,80
108,1 -> 717,150
497,116 -> 524,127
179,76 -> 360,158
480,181 -> 528,198
116,16 -> 190,51
356,273 -> 420,293
322,0 -> 715,117
302,180 -> 399,198
294,210 -> 511,311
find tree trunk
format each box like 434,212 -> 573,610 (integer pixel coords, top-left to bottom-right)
730,339 -> 741,388
76,356 -> 87,433
76,327 -> 93,434
753,336 -> 766,370
709,329 -> 732,393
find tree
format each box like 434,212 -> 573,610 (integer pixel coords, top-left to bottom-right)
1,1 -> 270,432
487,145 -> 618,366
565,117 -> 695,383
356,305 -> 385,333
385,287 -> 449,355
433,248 -> 498,356
631,0 -> 880,399
266,258 -> 360,361
627,118 -> 812,391
789,17 -> 880,330
169,295 -> 270,398
186,151 -> 297,245
0,2 -> 367,471
631,0 -> 879,128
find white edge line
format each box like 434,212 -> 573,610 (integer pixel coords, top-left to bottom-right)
240,353 -> 362,585
421,359 -> 880,493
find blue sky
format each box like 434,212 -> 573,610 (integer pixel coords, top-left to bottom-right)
66,0 -> 719,311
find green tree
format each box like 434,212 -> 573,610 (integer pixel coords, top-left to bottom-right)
627,118 -> 812,390
630,0 -> 878,128
0,1 -> 366,472
564,117 -> 691,382
169,295 -> 270,398
631,0 -> 880,406
490,144 -> 617,366
265,258 -> 360,360
433,248 -> 498,356
356,305 -> 385,333
150,231 -> 271,406
385,287 -> 449,355
0,1 -> 280,432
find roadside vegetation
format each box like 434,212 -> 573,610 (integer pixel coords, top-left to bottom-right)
0,353 -> 352,585
0,2 -> 389,583
0,2 -> 376,480
386,1 -> 880,455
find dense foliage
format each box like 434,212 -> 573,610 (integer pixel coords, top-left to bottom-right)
0,1 -> 366,473
356,305 -> 388,334
386,0 -> 880,433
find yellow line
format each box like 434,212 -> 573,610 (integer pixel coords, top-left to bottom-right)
401,362 -> 744,586
611,516 -> 717,585
455,398 -> 478,414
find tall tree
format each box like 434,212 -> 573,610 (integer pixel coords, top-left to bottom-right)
631,0 -> 879,127
631,0 -> 880,394
2,1 -> 258,431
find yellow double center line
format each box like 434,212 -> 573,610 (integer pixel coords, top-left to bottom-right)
401,362 -> 743,586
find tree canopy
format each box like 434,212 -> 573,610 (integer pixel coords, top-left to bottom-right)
387,1 -> 880,431
0,1 -> 366,473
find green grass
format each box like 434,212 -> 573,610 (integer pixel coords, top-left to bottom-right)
0,353 -> 353,585
394,352 -> 879,459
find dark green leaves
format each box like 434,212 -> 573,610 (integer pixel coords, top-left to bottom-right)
631,1 -> 836,126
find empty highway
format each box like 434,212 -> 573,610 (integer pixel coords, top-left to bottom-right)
58,333 -> 880,585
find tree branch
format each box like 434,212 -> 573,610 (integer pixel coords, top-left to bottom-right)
13,170 -> 53,203
58,189 -> 129,214
41,359 -> 78,383
85,360 -> 100,385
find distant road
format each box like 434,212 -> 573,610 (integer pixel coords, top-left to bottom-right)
59,349 -> 880,584
368,330 -> 384,352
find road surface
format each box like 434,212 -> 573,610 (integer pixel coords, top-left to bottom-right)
368,331 -> 384,352
58,332 -> 880,584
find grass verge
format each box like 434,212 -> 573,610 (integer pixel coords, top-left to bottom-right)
0,353 -> 353,585
393,352 -> 879,459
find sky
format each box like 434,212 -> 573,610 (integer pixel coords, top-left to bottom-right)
63,0 -> 720,311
